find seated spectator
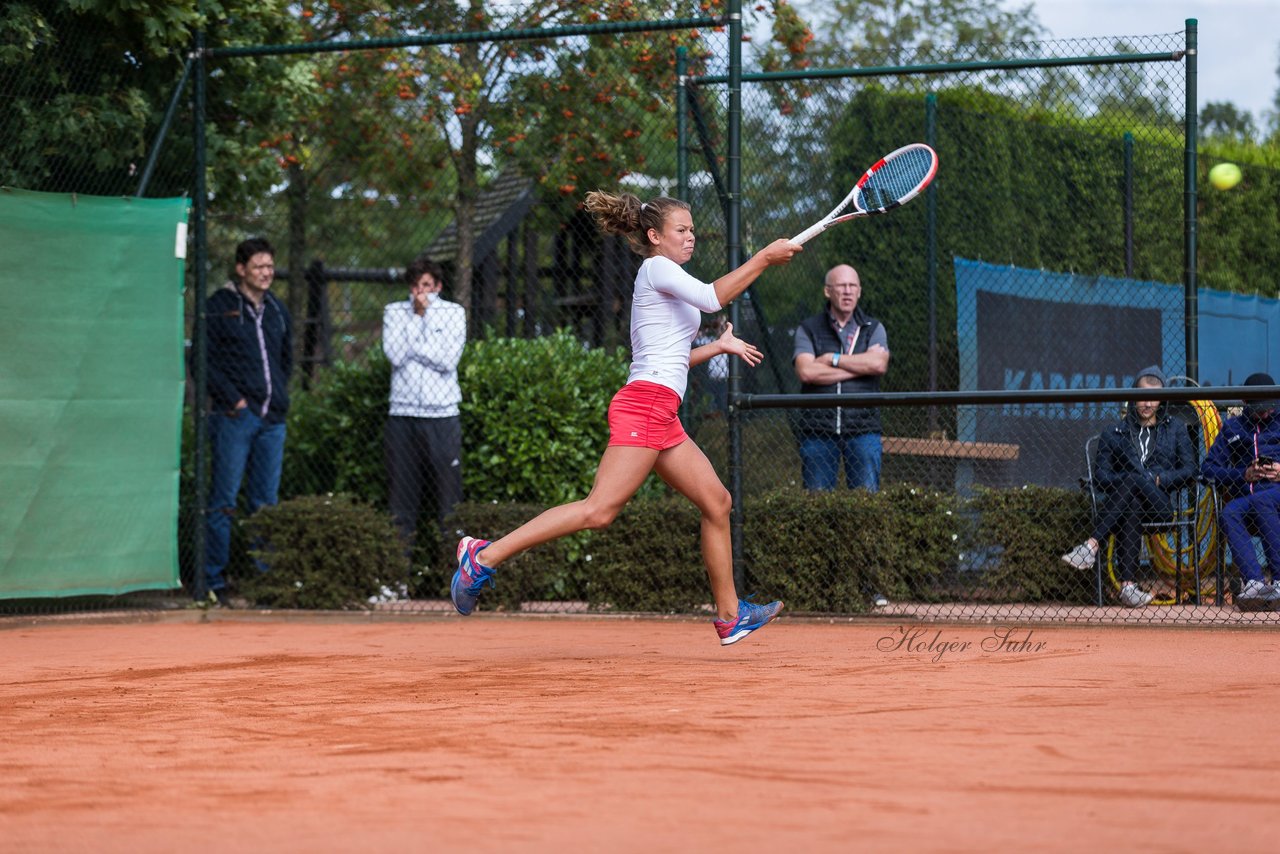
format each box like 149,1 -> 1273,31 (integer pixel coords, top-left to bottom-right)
1062,366 -> 1196,607
1200,372 -> 1280,606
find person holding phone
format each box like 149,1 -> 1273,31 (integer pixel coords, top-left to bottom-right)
1201,372 -> 1280,606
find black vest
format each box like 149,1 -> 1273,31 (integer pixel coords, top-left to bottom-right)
795,308 -> 883,437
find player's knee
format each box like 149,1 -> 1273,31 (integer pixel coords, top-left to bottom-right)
705,486 -> 732,520
582,504 -> 621,530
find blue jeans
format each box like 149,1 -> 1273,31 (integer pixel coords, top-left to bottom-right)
205,409 -> 286,591
1221,487 -> 1280,583
799,433 -> 882,492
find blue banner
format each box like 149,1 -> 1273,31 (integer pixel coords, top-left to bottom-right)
955,258 -> 1186,487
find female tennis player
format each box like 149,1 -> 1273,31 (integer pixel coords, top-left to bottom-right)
452,192 -> 802,645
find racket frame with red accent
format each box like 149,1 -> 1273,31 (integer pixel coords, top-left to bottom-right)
791,143 -> 938,246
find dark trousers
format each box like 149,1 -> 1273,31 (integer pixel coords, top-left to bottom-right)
1092,474 -> 1172,582
385,415 -> 463,546
1220,487 -> 1280,583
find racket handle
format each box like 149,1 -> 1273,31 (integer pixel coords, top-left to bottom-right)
790,221 -> 827,246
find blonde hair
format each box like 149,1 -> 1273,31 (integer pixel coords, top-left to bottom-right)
584,191 -> 690,256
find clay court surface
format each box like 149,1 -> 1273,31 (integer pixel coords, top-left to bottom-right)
2,614 -> 1278,852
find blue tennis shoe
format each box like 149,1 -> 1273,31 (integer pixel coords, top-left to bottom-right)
714,598 -> 783,646
451,536 -> 495,616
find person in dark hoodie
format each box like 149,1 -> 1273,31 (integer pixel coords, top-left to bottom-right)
792,264 -> 890,493
201,237 -> 293,606
1200,372 -> 1280,606
1061,366 -> 1196,607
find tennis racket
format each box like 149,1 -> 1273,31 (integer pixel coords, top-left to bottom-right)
790,143 -> 938,246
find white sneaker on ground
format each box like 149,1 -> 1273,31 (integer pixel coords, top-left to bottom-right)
1061,542 -> 1098,570
1239,579 -> 1280,602
1118,584 -> 1153,608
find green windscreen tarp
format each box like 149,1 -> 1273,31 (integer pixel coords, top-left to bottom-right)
0,188 -> 188,598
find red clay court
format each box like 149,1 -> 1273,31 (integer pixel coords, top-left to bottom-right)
2,613 -> 1277,852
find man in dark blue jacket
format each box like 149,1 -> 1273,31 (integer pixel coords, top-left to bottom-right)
1201,372 -> 1280,606
201,237 -> 293,605
1062,366 -> 1196,607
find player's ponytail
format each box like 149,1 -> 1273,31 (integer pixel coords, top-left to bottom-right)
585,191 -> 689,256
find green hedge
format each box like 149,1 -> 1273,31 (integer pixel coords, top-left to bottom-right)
825,87 -> 1183,407
459,329 -> 637,504
282,353 -> 392,507
970,484 -> 1092,604
744,484 -> 961,612
183,482 -> 1097,611
805,87 -> 1280,430
239,493 -> 406,610
424,483 -> 1090,613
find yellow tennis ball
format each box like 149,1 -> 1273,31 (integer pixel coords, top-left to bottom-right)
1209,162 -> 1242,190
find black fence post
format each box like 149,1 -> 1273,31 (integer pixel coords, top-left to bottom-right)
926,93 -> 939,434
1183,19 -> 1199,383
191,31 -> 208,602
1123,131 -> 1134,277
302,260 -> 331,385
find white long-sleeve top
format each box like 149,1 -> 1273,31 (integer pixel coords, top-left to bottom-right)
382,297 -> 467,418
627,255 -> 723,400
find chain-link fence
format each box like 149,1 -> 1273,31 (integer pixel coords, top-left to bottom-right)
683,26 -> 1280,623
5,5 -> 1280,622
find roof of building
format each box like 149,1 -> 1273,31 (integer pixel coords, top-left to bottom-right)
425,172 -> 536,263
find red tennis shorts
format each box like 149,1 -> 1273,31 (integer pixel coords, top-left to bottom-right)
607,380 -> 689,450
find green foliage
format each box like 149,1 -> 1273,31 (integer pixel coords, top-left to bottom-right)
735,44 -> 1279,412
585,497 -> 708,612
1194,151 -> 1280,294
460,329 -> 636,504
239,493 -> 405,610
443,484 -> 1109,615
265,1 -> 818,307
1,1 -> 317,201
970,485 -> 1092,603
1201,101 -> 1258,144
212,483 -> 1106,612
745,485 -> 961,612
817,87 -> 1280,414
282,350 -> 392,506
443,486 -> 969,616
806,0 -> 1044,65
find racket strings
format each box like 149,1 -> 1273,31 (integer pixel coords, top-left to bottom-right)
861,148 -> 935,209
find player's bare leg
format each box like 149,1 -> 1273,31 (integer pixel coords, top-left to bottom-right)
484,445 -> 658,564
654,439 -> 782,645
451,446 -> 657,614
653,439 -> 736,618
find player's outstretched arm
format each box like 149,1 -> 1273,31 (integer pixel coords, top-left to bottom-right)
712,239 -> 801,308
